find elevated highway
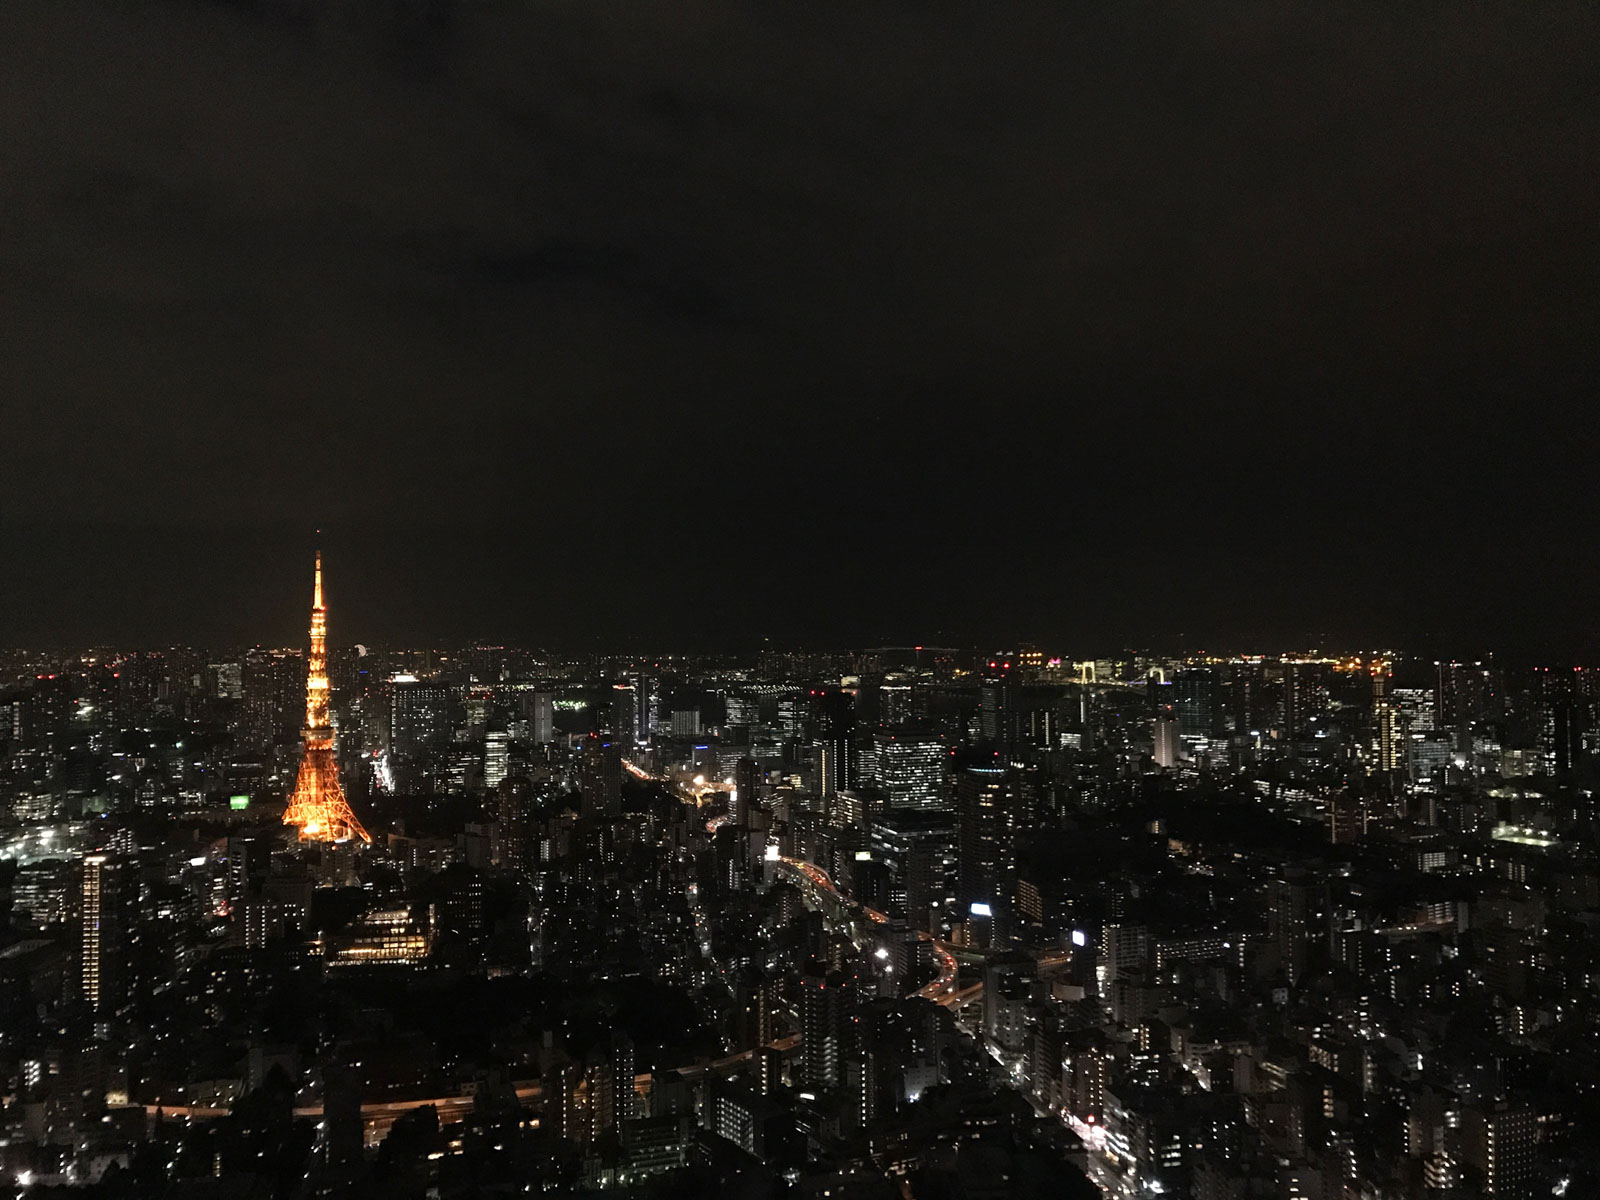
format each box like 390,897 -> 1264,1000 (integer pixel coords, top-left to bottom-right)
774,857 -> 976,1010
145,1035 -> 801,1144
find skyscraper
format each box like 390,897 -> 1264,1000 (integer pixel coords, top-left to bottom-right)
389,677 -> 456,759
1267,870 -> 1329,984
493,775 -> 538,877
957,764 -> 1020,921
870,731 -> 947,810
80,854 -> 109,1012
80,854 -> 131,1014
813,688 -> 857,797
1219,660 -> 1267,735
734,755 -> 761,826
1281,659 -> 1328,738
241,648 -> 305,750
610,682 -> 636,742
799,959 -> 847,1090
1372,666 -> 1405,775
979,678 -> 1013,748
484,728 -> 510,788
1550,698 -> 1587,773
1436,660 -> 1492,732
630,674 -> 655,744
1172,667 -> 1215,738
530,690 -> 555,745
580,734 -> 623,818
877,681 -> 914,727
870,809 -> 953,928
1153,709 -> 1180,769
282,552 -> 370,843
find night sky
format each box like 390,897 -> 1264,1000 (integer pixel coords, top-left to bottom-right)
1,1 -> 1596,653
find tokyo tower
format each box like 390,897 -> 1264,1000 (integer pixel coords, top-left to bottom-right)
282,551 -> 371,844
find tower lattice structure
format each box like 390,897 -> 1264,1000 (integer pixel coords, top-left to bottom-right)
282,551 -> 371,843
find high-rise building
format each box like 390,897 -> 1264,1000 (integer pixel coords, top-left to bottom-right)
12,859 -> 73,929
1218,660 -> 1267,735
608,683 -> 634,741
776,693 -> 809,738
530,691 -> 555,745
1172,667 -> 1215,738
226,832 -> 269,905
1063,1030 -> 1111,1122
611,1032 -> 639,1125
877,682 -> 914,727
1327,792 -> 1369,845
1280,660 -> 1329,738
1436,660 -> 1492,732
813,688 -> 857,797
484,729 -> 510,788
979,677 -> 1013,749
1550,698 -> 1587,773
283,552 -> 370,843
322,1064 -> 365,1167
799,959 -> 848,1091
870,731 -> 946,810
1462,1103 -> 1537,1199
546,1032 -> 638,1146
828,789 -> 869,832
629,674 -> 655,745
80,854 -> 131,1013
208,660 -> 244,701
977,664 -> 1054,751
580,734 -> 623,818
1394,687 -> 1437,734
1372,666 -> 1405,774
241,649 -> 304,750
1153,710 -> 1180,769
80,854 -> 108,1011
870,810 -> 952,927
1099,923 -> 1149,983
957,764 -> 1020,921
1267,870 -> 1329,984
731,970 -> 780,1051
390,677 -> 456,759
733,756 -> 761,826
493,776 -> 538,876
1423,1153 -> 1459,1192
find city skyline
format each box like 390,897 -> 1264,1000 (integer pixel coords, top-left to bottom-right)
3,586 -> 1595,1197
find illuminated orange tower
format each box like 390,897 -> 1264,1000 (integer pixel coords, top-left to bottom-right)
282,551 -> 371,843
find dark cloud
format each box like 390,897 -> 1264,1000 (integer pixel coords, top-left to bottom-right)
0,0 -> 1596,650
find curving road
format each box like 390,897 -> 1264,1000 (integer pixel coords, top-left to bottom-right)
622,757 -> 979,1010
776,856 -> 978,1010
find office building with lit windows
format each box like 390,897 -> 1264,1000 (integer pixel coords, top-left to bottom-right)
956,764 -> 1020,922
870,730 -> 947,810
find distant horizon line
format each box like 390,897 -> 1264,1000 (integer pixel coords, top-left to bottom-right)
0,640 -> 1552,666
